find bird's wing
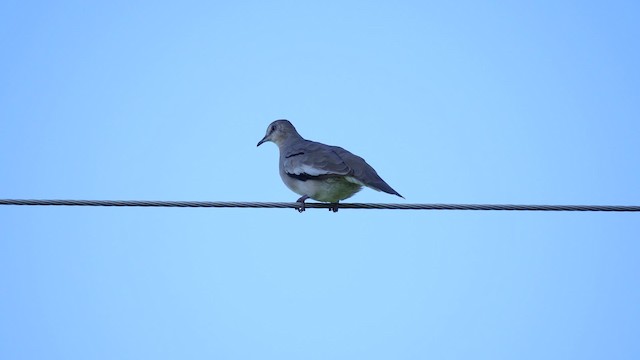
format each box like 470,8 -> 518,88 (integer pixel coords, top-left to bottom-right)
282,141 -> 352,179
283,140 -> 403,197
330,146 -> 404,197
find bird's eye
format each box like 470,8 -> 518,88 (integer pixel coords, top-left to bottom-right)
270,125 -> 276,133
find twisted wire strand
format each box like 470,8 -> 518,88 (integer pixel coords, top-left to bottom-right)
0,199 -> 639,211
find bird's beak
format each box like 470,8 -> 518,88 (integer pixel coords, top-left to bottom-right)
257,135 -> 268,147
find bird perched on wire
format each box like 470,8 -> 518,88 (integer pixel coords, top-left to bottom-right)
257,119 -> 403,212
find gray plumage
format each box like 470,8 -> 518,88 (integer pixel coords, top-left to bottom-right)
257,119 -> 403,212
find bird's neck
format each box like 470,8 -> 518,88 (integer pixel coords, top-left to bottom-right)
277,134 -> 305,149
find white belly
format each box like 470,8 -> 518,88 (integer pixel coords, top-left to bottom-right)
281,174 -> 363,202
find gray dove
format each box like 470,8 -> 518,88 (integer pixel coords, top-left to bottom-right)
257,119 -> 403,212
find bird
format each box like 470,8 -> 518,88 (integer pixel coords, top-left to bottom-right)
257,119 -> 403,212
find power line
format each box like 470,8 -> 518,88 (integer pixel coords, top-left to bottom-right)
0,199 -> 639,212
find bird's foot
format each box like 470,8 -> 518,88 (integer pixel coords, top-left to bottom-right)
329,202 -> 339,212
296,195 -> 310,213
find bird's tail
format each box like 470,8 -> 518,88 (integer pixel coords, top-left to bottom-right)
367,178 -> 404,198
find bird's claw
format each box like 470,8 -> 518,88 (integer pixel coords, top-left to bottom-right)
294,196 -> 338,213
296,195 -> 309,213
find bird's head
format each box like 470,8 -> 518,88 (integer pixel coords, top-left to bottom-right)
257,119 -> 301,147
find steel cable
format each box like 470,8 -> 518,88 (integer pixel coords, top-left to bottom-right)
1,199 -> 639,211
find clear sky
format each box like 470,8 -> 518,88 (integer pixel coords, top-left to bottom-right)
1,1 -> 639,359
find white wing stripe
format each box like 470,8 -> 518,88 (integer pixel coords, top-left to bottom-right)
289,164 -> 333,176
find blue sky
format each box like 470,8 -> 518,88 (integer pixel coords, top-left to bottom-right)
1,1 -> 639,359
